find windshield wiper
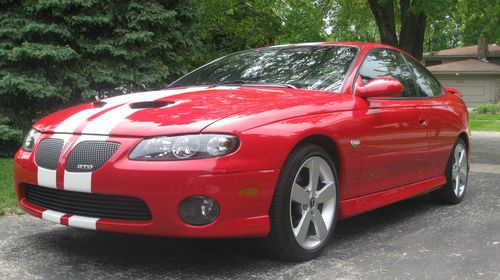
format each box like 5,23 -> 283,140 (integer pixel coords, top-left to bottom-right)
215,80 -> 297,89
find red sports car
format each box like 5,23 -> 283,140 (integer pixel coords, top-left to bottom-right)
14,42 -> 470,261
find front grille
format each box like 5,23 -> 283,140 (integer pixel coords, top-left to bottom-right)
35,138 -> 64,170
65,141 -> 120,172
24,184 -> 152,221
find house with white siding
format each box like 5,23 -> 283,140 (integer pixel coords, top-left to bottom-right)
423,37 -> 500,108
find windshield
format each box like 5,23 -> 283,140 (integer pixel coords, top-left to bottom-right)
169,45 -> 358,91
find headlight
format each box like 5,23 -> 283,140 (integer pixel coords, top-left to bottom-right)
22,129 -> 41,152
129,134 -> 239,160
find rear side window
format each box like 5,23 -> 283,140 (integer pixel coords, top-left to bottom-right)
358,49 -> 417,98
405,56 -> 443,97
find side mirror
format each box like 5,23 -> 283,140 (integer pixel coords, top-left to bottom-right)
355,77 -> 403,98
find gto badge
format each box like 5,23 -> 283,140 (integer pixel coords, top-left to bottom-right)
77,164 -> 94,170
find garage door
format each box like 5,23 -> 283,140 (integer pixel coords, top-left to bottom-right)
437,76 -> 495,108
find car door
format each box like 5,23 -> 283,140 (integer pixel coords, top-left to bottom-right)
356,48 -> 430,195
403,55 -> 459,179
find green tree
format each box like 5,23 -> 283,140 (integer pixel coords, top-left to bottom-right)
459,0 -> 500,45
275,0 -> 331,44
424,12 -> 462,53
196,0 -> 334,60
366,0 -> 458,60
196,0 -> 282,60
327,0 -> 378,42
0,0 -> 199,156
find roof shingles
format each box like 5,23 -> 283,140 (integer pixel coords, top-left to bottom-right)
424,44 -> 500,57
427,58 -> 500,73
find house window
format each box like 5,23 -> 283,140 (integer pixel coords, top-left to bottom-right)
424,60 -> 442,66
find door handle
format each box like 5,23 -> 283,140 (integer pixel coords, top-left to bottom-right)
419,118 -> 428,126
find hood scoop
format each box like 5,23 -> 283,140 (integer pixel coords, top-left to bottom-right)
129,101 -> 173,109
92,101 -> 107,108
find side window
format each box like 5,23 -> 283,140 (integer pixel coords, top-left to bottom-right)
405,56 -> 443,97
358,49 -> 417,98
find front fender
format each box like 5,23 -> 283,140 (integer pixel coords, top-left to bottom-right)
206,111 -> 364,200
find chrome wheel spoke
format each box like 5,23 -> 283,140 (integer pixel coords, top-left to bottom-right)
454,175 -> 460,196
308,158 -> 320,195
293,211 -> 312,244
292,183 -> 310,205
454,148 -> 460,167
458,150 -> 465,166
316,182 -> 335,204
459,185 -> 465,196
312,209 -> 328,240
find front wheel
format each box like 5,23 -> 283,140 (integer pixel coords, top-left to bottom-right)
430,138 -> 469,204
265,144 -> 338,261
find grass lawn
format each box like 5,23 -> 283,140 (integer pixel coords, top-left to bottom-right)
469,114 -> 500,132
0,158 -> 17,215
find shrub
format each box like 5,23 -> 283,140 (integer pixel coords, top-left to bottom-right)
474,103 -> 500,114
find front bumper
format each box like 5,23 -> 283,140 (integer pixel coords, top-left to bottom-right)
14,134 -> 278,238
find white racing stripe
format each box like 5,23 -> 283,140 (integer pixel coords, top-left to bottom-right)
54,108 -> 108,133
81,87 -> 211,135
37,167 -> 57,189
36,134 -> 73,189
63,135 -> 108,193
41,210 -> 99,230
42,209 -> 65,224
68,215 -> 98,230
63,172 -> 92,192
81,103 -> 138,135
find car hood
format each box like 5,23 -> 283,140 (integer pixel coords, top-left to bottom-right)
34,86 -> 348,137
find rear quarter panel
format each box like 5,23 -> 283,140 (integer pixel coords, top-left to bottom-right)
426,92 -> 470,178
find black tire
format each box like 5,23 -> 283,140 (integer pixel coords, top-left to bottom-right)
430,138 -> 468,204
264,144 -> 339,262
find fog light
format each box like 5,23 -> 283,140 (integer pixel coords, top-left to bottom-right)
179,196 -> 219,226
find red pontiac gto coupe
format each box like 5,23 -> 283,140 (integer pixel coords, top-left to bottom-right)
14,42 -> 470,261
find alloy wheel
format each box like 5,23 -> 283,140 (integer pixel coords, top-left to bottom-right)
289,156 -> 336,249
452,143 -> 468,197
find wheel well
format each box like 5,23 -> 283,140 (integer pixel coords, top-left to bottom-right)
458,132 -> 469,148
296,134 -> 340,171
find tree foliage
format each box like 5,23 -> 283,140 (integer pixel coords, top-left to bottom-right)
327,0 -> 378,42
0,0 -> 199,156
459,0 -> 500,46
195,0 -> 282,60
275,0 -> 331,44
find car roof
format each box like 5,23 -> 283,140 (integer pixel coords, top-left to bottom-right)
261,42 -> 416,60
263,42 -> 382,48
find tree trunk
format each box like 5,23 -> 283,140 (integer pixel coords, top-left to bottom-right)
367,0 -> 427,61
367,0 -> 398,46
398,0 -> 426,60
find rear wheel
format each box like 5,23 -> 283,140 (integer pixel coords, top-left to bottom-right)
430,138 -> 468,204
265,144 -> 338,261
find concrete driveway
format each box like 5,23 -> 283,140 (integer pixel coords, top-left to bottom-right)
1,132 -> 499,280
